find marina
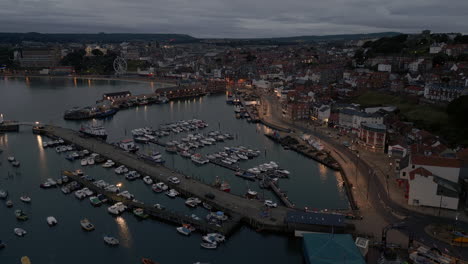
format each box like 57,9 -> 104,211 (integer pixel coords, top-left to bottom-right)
0,77 -> 349,264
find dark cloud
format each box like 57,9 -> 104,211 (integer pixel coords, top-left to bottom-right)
0,0 -> 467,38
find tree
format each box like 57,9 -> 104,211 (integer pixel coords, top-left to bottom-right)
61,49 -> 86,72
447,96 -> 468,127
91,49 -> 104,56
432,53 -> 449,67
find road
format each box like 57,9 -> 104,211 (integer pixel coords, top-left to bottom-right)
259,92 -> 468,260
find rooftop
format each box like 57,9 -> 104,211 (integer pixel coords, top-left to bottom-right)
303,233 -> 366,264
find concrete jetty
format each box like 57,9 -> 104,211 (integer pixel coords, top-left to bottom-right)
62,170 -> 241,235
42,125 -> 353,234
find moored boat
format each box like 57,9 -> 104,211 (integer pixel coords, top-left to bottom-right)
14,228 -> 27,237
80,218 -> 95,231
47,216 -> 58,226
15,209 -> 28,221
20,196 -> 31,203
200,242 -> 217,249
103,235 -> 120,246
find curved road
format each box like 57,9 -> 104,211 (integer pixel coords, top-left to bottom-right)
260,93 -> 468,260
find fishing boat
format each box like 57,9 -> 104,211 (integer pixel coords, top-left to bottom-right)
79,124 -> 108,140
117,139 -> 139,153
176,226 -> 191,236
47,216 -> 58,226
20,196 -> 31,203
235,171 -> 256,181
21,256 -> 31,264
191,153 -> 209,165
15,209 -> 28,221
80,218 -> 95,231
103,235 -> 120,246
200,242 -> 217,249
14,228 -> 27,237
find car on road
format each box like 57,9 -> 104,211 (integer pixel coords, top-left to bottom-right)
167,176 -> 180,184
264,200 -> 277,208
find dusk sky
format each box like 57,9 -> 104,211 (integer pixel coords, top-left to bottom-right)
0,0 -> 467,38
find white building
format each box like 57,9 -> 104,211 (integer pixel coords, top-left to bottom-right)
429,43 -> 446,54
377,64 -> 392,72
407,167 -> 459,210
338,109 -> 384,133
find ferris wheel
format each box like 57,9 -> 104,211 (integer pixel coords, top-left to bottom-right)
113,57 -> 127,75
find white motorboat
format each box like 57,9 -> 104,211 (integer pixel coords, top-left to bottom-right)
103,235 -> 119,246
143,176 -> 153,185
47,216 -> 58,226
185,200 -> 197,208
20,196 -> 31,203
165,189 -> 179,198
117,191 -> 134,199
74,190 -> 86,200
152,182 -> 168,192
80,159 -> 88,166
82,188 -> 93,196
104,185 -> 120,193
114,165 -> 128,175
14,228 -> 27,237
108,202 -> 127,215
102,160 -> 115,168
176,226 -> 191,236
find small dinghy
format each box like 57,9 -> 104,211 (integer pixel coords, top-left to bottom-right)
20,196 -> 31,203
14,228 -> 27,237
47,216 -> 58,226
80,218 -> 95,231
200,242 -> 217,249
103,235 -> 119,246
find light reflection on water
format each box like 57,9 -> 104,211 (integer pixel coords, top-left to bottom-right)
115,216 -> 132,248
36,135 -> 48,173
319,164 -> 328,183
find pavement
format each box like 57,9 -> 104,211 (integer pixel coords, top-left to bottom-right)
257,91 -> 468,260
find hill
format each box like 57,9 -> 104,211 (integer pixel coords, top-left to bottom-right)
0,32 -> 197,44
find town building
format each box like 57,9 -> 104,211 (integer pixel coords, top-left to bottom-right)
358,123 -> 386,152
19,45 -> 61,68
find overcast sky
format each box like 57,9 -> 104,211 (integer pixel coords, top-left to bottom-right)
0,0 -> 467,38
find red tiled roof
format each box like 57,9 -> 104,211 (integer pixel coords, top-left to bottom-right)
411,155 -> 463,168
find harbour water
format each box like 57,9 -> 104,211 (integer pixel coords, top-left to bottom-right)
0,77 -> 348,263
